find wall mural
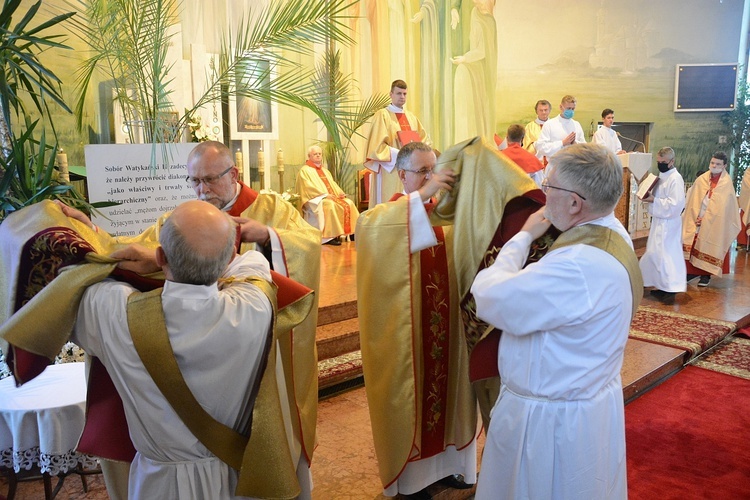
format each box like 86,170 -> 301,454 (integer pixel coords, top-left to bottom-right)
33,0 -> 746,183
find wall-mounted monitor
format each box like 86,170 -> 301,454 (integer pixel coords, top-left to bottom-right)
674,63 -> 737,112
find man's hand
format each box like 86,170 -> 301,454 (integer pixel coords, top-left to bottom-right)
642,193 -> 655,203
411,10 -> 423,23
520,207 -> 552,240
233,216 -> 271,246
110,244 -> 160,275
563,132 -> 577,146
54,200 -> 94,230
417,169 -> 456,202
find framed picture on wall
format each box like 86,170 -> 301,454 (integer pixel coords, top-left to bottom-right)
228,58 -> 279,140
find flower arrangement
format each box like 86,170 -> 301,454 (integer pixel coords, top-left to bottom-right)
187,113 -> 220,143
261,188 -> 300,206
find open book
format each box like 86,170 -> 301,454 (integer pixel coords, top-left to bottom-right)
636,173 -> 659,200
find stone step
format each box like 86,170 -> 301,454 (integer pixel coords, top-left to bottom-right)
317,299 -> 357,326
318,350 -> 362,391
316,317 -> 360,361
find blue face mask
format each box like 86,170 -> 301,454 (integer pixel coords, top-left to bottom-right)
562,109 -> 575,119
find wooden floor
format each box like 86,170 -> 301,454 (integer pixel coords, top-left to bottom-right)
4,241 -> 750,500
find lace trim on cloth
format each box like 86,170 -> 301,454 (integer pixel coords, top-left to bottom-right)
0,446 -> 99,475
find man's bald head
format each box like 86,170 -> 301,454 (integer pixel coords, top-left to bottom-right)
158,200 -> 236,285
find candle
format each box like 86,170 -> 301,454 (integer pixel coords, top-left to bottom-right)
277,148 -> 285,191
56,148 -> 69,183
257,149 -> 265,190
257,149 -> 265,174
276,149 -> 284,172
235,149 -> 243,177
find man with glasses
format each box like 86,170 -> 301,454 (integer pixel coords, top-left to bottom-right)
357,142 -> 478,499
471,143 -> 642,500
56,140 -> 321,498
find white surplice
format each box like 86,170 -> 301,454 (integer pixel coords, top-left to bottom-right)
73,251 -> 273,499
592,126 -> 622,153
470,213 -> 631,500
534,114 -> 586,172
639,167 -> 687,292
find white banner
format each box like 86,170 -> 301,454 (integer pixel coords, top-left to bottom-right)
85,143 -> 199,236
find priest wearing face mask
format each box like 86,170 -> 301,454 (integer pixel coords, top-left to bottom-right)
639,147 -> 686,304
534,95 -> 586,175
681,151 -> 741,287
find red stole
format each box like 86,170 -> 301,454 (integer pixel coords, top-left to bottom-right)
226,181 -> 259,217
392,193 -> 451,458
307,160 -> 352,234
395,113 -> 411,131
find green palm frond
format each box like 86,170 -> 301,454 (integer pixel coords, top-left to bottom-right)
0,0 -> 74,137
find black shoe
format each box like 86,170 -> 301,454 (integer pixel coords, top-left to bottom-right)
649,289 -> 666,299
324,238 -> 341,246
439,474 -> 472,490
660,292 -> 676,305
687,274 -> 698,282
698,275 -> 711,287
402,488 -> 432,500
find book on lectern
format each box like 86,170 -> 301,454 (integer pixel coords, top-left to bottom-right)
637,173 -> 659,200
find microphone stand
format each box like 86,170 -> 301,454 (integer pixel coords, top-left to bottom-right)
615,131 -> 646,152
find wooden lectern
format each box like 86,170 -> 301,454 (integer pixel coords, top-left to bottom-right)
616,152 -> 652,230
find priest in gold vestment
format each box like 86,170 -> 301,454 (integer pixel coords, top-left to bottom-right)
682,152 -> 740,287
357,142 -> 476,497
363,80 -> 432,208
295,145 -> 358,244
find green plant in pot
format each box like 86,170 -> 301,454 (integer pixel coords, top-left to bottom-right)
0,0 -> 106,222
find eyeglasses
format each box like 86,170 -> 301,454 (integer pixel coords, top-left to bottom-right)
541,178 -> 586,200
400,167 -> 434,177
186,166 -> 234,187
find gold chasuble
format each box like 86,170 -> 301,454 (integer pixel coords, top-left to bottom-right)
682,171 -> 741,275
296,161 -> 359,237
357,196 -> 475,490
225,184 -> 322,464
357,137 -> 546,488
364,107 -> 432,208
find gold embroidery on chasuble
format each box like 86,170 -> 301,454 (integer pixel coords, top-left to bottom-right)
419,226 -> 451,457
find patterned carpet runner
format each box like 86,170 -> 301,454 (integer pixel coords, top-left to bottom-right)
629,306 -> 736,359
692,336 -> 750,381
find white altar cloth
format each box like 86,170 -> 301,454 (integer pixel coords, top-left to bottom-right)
0,363 -> 97,475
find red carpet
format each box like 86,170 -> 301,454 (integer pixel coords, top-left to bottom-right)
626,366 -> 750,499
629,306 -> 736,359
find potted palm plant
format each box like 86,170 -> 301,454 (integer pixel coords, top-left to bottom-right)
0,0 -> 102,222
68,0 -> 363,152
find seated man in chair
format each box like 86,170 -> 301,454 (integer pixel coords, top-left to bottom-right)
296,145 -> 359,245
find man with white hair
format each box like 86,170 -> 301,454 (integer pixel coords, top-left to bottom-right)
296,144 -> 359,244
471,143 -> 642,500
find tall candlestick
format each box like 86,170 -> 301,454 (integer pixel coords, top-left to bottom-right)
56,148 -> 69,183
258,149 -> 265,190
235,149 -> 243,179
277,148 -> 284,192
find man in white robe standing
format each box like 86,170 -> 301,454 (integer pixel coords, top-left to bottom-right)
470,143 -> 642,500
535,95 -> 586,176
592,108 -> 623,154
73,200 -> 276,499
639,147 -> 686,304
